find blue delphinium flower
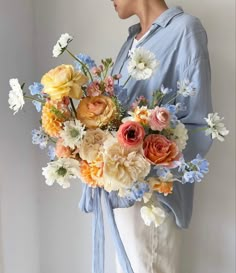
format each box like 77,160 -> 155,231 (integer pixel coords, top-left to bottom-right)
75,53 -> 96,71
126,182 -> 150,201
29,82 -> 44,112
48,145 -> 56,161
29,82 -> 44,95
191,154 -> 209,174
32,127 -> 48,149
181,154 -> 209,184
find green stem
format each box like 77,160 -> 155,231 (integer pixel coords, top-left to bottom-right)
49,137 -> 57,144
24,95 -> 45,104
122,75 -> 131,88
165,93 -> 179,105
189,127 -> 208,133
65,49 -> 93,82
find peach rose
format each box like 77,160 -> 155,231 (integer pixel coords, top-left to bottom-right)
143,134 -> 180,168
149,106 -> 170,131
55,138 -> 72,158
41,64 -> 88,100
117,121 -> 145,149
76,95 -> 117,129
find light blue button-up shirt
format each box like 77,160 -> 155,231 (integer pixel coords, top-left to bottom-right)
112,7 -> 213,228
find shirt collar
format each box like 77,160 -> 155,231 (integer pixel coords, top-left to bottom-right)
128,6 -> 184,35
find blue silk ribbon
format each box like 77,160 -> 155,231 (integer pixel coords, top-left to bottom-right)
79,184 -> 134,273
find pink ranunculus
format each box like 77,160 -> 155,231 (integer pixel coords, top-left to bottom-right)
149,106 -> 170,131
143,134 -> 181,168
117,121 -> 145,149
55,138 -> 72,158
87,81 -> 102,97
104,76 -> 114,95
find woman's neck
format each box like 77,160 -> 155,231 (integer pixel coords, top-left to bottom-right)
135,0 -> 168,40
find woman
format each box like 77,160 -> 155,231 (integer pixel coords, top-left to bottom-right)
111,0 -> 213,273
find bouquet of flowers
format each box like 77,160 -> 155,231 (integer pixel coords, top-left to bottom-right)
8,33 -> 229,272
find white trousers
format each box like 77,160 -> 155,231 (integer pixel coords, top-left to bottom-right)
114,202 -> 182,273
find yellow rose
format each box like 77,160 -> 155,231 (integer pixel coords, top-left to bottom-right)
77,95 -> 118,129
41,64 -> 88,100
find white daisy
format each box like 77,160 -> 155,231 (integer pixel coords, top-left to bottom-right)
140,205 -> 166,228
60,120 -> 86,149
204,113 -> 229,141
42,158 -> 80,188
52,33 -> 73,57
127,47 -> 159,80
177,79 -> 196,97
8,78 -> 25,114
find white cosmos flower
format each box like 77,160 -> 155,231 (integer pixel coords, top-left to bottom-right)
140,205 -> 166,227
177,79 -> 196,97
42,158 -> 80,188
127,47 -> 159,80
60,120 -> 86,149
8,78 -> 25,114
204,113 -> 229,141
53,33 -> 73,57
170,122 -> 189,151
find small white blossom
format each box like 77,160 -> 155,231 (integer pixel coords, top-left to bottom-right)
128,47 -> 159,80
170,122 -> 189,151
60,120 -> 86,149
8,78 -> 25,114
42,158 -> 80,188
177,79 -> 196,97
53,33 -> 73,57
140,205 -> 166,227
204,113 -> 229,141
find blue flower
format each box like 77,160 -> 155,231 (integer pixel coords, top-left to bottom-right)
181,154 -> 209,184
126,182 -> 150,201
32,127 -> 48,149
29,82 -> 44,95
29,82 -> 44,112
75,53 -> 96,71
191,154 -> 209,174
32,100 -> 42,112
48,145 -> 56,161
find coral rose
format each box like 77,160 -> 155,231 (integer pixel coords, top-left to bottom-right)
41,64 -> 88,100
117,121 -> 145,149
76,95 -> 118,129
149,106 -> 170,131
143,134 -> 180,168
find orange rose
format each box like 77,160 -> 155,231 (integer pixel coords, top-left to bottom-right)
76,95 -> 118,129
143,134 -> 180,168
41,64 -> 88,100
55,138 -> 72,158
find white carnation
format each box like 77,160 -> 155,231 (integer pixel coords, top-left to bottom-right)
53,33 -> 73,57
42,158 -> 80,188
103,140 -> 151,193
79,128 -> 109,162
127,47 -> 159,80
8,78 -> 25,114
140,205 -> 166,228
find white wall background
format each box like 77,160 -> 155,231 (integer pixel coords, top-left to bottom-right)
0,0 -> 235,273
